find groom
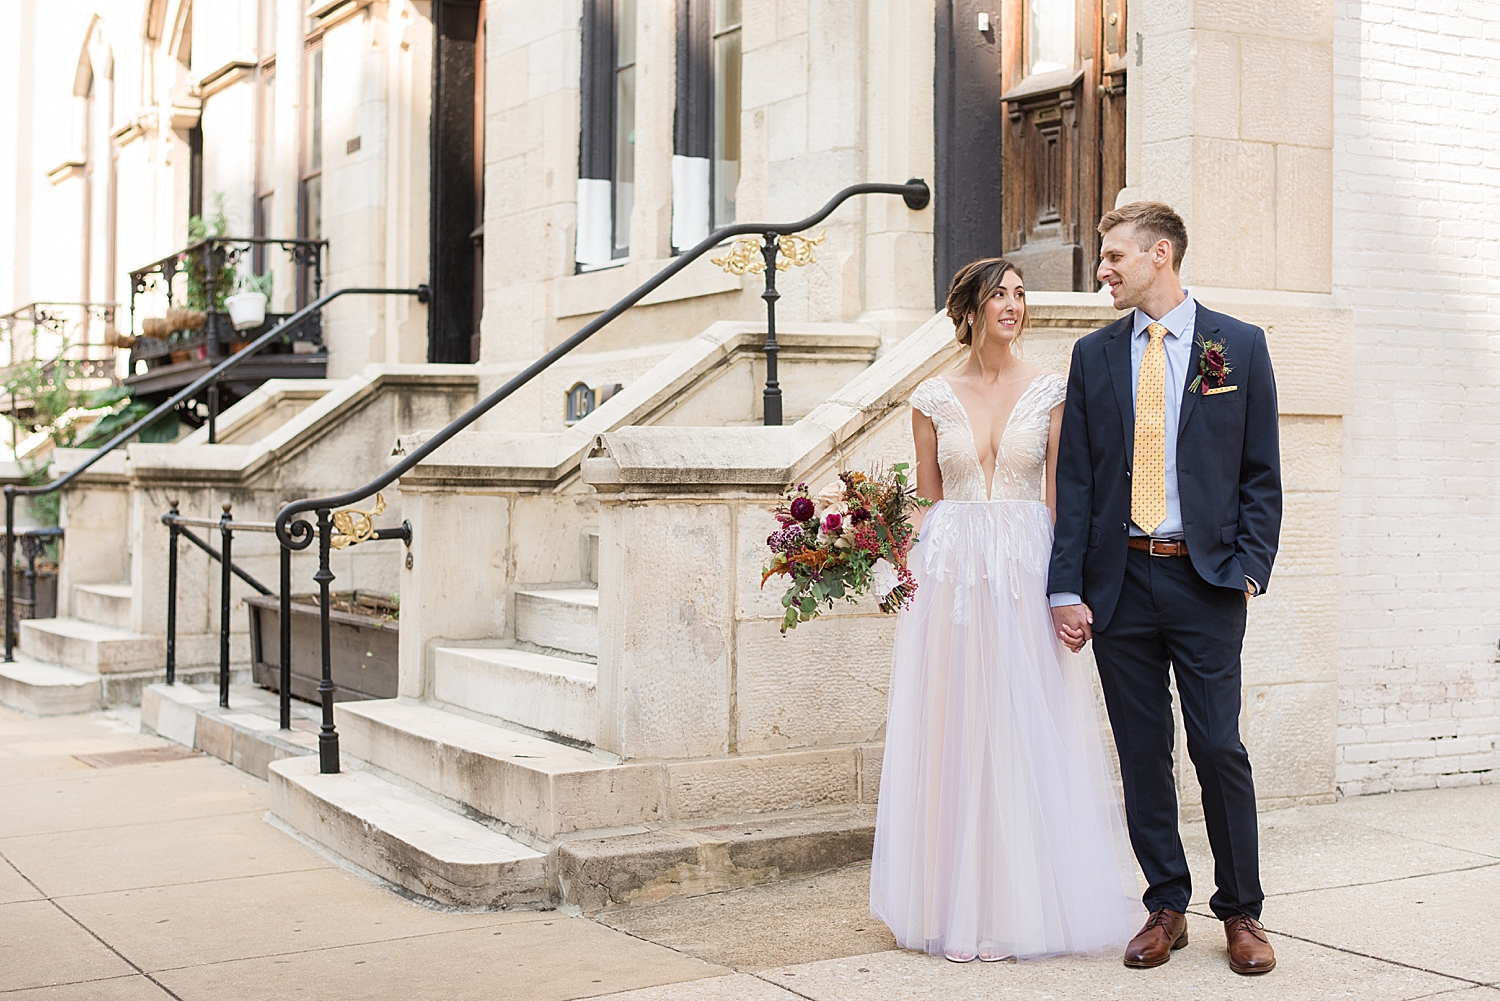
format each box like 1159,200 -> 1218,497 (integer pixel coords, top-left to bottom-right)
1048,202 -> 1281,975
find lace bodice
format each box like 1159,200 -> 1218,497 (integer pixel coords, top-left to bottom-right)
910,373 -> 1067,503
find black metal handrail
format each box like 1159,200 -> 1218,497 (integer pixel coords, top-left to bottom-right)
161,502 -> 273,708
273,179 -> 931,774
162,500 -> 409,729
1,285 -> 430,663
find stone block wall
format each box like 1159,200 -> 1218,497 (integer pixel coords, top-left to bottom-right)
1332,0 -> 1500,794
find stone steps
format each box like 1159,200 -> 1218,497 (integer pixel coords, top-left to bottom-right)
514,587 -> 598,660
333,700 -> 662,838
72,583 -> 133,629
141,682 -> 317,778
433,646 -> 597,745
270,755 -> 549,908
19,617 -> 156,675
0,657 -> 100,715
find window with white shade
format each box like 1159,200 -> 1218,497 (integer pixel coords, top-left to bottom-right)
576,0 -> 637,269
671,0 -> 740,251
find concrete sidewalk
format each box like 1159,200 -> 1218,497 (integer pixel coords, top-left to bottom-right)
2,704 -> 1497,1000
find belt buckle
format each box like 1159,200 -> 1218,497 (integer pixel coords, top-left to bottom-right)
1148,537 -> 1173,557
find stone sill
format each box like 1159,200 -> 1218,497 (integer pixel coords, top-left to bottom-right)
554,253 -> 745,320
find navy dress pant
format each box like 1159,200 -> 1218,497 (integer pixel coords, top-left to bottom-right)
1092,547 -> 1263,921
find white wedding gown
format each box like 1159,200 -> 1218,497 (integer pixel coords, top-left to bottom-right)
870,373 -> 1141,960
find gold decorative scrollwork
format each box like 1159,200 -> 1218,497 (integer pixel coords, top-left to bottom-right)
712,230 -> 827,274
711,238 -> 766,275
330,493 -> 386,550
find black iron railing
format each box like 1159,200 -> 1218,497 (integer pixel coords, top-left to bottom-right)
162,500 -> 408,729
161,503 -> 272,708
127,237 -> 330,433
1,285 -> 431,664
272,180 -> 931,773
5,526 -> 63,647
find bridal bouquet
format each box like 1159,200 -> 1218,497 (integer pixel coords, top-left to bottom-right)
761,463 -> 927,633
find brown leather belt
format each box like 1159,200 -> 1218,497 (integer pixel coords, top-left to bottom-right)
1128,536 -> 1190,557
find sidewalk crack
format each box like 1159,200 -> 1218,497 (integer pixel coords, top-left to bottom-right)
1187,907 -> 1490,989
0,850 -> 182,1000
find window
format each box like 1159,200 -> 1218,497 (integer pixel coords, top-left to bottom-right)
1027,0 -> 1075,76
613,0 -> 636,258
253,0 -> 276,274
671,0 -> 739,251
576,0 -> 637,269
298,42 -> 323,304
711,0 -> 740,231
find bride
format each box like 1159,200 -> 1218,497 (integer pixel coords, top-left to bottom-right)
869,258 -> 1140,962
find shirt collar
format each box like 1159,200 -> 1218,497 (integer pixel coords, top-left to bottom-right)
1132,292 -> 1196,341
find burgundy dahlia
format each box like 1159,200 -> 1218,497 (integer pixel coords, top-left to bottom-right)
790,497 -> 816,522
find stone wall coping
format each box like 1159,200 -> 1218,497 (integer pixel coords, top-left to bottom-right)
52,446 -> 129,483
578,287 -> 1353,490
396,322 -> 881,488
120,364 -> 481,486
581,309 -> 957,490
178,378 -> 343,446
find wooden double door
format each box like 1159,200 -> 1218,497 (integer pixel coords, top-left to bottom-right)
934,0 -> 1128,297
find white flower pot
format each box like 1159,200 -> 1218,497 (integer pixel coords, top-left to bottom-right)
225,291 -> 268,331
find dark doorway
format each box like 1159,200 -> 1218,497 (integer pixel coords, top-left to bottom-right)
933,1 -> 1005,309
430,0 -> 484,363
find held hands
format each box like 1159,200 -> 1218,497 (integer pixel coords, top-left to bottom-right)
1051,603 -> 1093,653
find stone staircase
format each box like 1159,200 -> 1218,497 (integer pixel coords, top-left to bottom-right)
0,583 -> 229,715
268,504 -> 878,910
268,529 -> 628,907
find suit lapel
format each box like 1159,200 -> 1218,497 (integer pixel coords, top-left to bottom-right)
1102,317 -> 1136,467
1176,307 -> 1216,441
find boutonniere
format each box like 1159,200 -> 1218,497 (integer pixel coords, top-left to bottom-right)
1188,336 -> 1232,394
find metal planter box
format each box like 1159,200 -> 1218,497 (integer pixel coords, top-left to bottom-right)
245,591 -> 398,702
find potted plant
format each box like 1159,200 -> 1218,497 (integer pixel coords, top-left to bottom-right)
225,270 -> 273,335
184,196 -> 237,314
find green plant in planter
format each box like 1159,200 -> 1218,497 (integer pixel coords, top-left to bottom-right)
185,194 -> 236,312
235,269 -> 274,300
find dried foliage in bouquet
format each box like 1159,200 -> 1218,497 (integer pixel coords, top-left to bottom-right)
761,463 -> 930,634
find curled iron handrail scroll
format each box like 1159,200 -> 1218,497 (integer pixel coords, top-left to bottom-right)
275,180 -> 930,542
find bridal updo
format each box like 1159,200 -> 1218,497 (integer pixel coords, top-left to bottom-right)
945,257 -> 1027,347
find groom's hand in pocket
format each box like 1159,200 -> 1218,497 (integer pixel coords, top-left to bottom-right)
1051,603 -> 1093,653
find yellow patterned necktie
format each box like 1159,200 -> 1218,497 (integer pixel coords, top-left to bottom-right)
1132,322 -> 1169,535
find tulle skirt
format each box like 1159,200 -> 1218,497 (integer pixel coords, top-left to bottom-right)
870,499 -> 1141,959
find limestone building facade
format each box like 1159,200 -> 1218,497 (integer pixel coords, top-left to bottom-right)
0,0 -> 1494,804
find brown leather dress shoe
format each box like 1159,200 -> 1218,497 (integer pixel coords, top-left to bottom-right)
1123,909 -> 1189,968
1224,914 -> 1276,974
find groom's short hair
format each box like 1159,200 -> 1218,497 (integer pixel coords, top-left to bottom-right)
1099,201 -> 1188,272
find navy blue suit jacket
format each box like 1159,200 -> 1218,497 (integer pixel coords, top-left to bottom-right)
1047,305 -> 1283,631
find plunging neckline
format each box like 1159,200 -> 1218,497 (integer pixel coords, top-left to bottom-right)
938,373 -> 1046,501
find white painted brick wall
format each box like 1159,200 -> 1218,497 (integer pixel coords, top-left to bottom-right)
1333,0 -> 1500,795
